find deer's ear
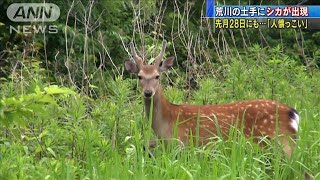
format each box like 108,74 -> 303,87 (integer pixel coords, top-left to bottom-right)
125,60 -> 139,74
159,56 -> 174,72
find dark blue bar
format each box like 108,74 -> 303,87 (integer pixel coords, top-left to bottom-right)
206,5 -> 320,18
206,0 -> 214,17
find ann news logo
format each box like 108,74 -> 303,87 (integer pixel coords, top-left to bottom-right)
7,3 -> 60,34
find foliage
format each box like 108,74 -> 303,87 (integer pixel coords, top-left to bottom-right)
0,0 -> 319,179
0,85 -> 75,126
0,47 -> 319,179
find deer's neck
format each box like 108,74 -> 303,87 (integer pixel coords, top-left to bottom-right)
144,87 -> 172,138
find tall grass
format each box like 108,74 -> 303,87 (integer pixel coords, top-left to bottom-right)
0,54 -> 319,179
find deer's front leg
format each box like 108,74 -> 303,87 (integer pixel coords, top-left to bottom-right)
148,139 -> 157,148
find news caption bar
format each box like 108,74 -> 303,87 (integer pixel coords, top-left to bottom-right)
206,0 -> 320,29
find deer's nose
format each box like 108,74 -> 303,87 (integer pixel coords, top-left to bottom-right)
144,90 -> 153,98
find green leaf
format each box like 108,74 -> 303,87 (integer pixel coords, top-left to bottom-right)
6,112 -> 24,126
47,147 -> 56,158
34,85 -> 42,95
37,95 -> 57,105
26,104 -> 45,116
39,130 -> 48,139
44,85 -> 76,95
23,146 -> 29,155
35,146 -> 43,154
267,59 -> 283,65
89,84 -> 99,89
3,97 -> 18,106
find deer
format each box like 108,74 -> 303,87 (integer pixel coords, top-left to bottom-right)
124,40 -> 314,180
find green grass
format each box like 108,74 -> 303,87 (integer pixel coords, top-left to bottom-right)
0,58 -> 319,179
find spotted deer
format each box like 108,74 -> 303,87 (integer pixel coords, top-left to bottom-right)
125,40 -> 314,180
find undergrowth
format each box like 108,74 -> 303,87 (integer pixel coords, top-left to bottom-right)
0,50 -> 319,179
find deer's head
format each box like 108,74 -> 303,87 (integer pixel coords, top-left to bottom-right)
125,40 -> 174,98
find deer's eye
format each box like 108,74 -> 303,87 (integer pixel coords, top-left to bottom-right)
138,76 -> 142,80
155,75 -> 160,80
